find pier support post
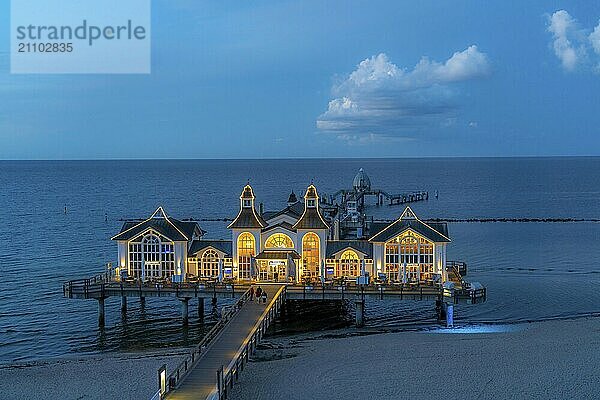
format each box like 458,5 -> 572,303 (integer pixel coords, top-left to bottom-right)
445,303 -> 454,328
181,298 -> 190,324
121,296 -> 127,314
198,298 -> 205,321
98,298 -> 105,327
355,300 -> 365,327
140,296 -> 145,308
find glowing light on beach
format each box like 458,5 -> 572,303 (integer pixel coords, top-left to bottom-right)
428,325 -> 520,334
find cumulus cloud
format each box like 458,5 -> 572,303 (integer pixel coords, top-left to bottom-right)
590,22 -> 600,56
546,10 -> 600,72
547,10 -> 585,71
317,46 -> 490,139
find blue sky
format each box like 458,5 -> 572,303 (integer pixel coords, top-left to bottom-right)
1,0 -> 600,159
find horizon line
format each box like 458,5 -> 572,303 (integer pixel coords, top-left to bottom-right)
1,155 -> 600,162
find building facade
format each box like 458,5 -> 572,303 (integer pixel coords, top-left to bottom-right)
112,184 -> 450,284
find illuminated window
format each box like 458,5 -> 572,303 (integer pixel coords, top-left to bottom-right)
385,243 -> 399,277
128,242 -> 142,278
238,232 -> 255,280
384,232 -> 434,282
339,249 -> 359,277
302,233 -> 320,277
128,231 -> 175,280
243,199 -> 252,208
265,233 -> 294,249
201,249 -> 220,277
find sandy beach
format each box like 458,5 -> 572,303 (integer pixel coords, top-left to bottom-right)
2,318 -> 598,399
0,350 -> 187,400
230,318 -> 600,400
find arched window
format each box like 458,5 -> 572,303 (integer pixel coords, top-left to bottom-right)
302,233 -> 320,277
143,235 -> 160,263
339,249 -> 359,277
238,232 -> 255,280
201,249 -> 220,277
265,233 -> 294,249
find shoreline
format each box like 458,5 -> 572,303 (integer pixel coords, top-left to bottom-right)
2,317 -> 599,399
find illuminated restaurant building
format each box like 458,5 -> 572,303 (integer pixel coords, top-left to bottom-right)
112,182 -> 450,283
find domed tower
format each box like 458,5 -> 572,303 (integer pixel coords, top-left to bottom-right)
353,168 -> 371,192
228,184 -> 266,281
293,184 -> 329,279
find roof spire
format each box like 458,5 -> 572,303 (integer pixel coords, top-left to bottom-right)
287,190 -> 298,206
150,206 -> 168,219
400,206 -> 417,220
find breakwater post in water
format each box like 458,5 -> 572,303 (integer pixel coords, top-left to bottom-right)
355,300 -> 365,327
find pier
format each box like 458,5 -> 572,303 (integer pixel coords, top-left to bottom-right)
61,178 -> 488,400
63,274 -> 484,400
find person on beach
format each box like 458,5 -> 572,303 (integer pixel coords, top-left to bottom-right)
249,286 -> 255,301
256,286 -> 263,299
261,290 -> 267,304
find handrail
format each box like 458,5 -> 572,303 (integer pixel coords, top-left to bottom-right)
215,285 -> 286,400
446,260 -> 467,277
161,287 -> 252,396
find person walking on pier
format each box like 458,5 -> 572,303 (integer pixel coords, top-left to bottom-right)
249,286 -> 255,301
261,290 -> 267,304
256,286 -> 263,299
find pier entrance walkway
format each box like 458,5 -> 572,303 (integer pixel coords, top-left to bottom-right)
168,284 -> 285,400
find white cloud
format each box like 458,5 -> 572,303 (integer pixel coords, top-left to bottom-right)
317,47 -> 490,140
546,10 -> 600,73
547,10 -> 583,71
590,22 -> 600,55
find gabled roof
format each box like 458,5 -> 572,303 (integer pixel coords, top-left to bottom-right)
292,208 -> 329,230
326,240 -> 373,258
262,221 -> 296,233
368,206 -> 450,243
112,207 -> 201,242
188,240 -> 232,257
263,202 -> 304,222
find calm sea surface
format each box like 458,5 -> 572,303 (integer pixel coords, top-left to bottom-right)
0,158 -> 599,364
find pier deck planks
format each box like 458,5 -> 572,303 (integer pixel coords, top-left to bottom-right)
168,285 -> 284,400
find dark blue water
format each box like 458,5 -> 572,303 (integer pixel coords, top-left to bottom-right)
1,158 -> 599,364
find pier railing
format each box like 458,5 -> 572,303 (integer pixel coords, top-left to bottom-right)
161,287 -> 252,397
63,273 -> 110,299
216,285 -> 287,400
446,261 -> 467,277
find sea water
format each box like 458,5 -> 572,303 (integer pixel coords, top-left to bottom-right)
0,158 -> 599,363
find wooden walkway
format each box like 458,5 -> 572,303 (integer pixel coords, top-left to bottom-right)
168,285 -> 285,400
